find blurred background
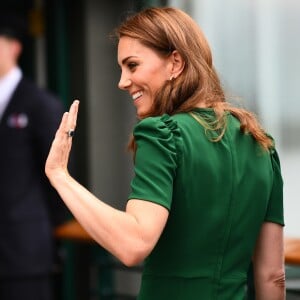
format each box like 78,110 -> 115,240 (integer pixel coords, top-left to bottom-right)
1,0 -> 299,299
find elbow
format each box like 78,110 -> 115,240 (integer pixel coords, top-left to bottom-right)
270,269 -> 285,288
256,268 -> 286,290
260,265 -> 286,288
254,268 -> 286,300
263,268 -> 286,288
121,255 -> 143,268
117,242 -> 151,267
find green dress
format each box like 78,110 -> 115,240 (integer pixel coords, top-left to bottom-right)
128,108 -> 284,300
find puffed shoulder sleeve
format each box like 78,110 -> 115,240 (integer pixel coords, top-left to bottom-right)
264,148 -> 284,226
128,115 -> 182,210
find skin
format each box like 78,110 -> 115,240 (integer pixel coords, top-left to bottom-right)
253,222 -> 285,300
0,36 -> 22,77
118,36 -> 184,118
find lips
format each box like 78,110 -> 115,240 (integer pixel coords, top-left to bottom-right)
132,91 -> 143,101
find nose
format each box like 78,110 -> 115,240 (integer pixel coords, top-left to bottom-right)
118,72 -> 132,90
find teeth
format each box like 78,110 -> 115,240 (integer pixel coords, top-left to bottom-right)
132,91 -> 143,100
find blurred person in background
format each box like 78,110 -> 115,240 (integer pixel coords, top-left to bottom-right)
45,7 -> 285,300
0,10 -> 69,300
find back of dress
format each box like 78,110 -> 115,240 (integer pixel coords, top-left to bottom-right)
128,109 -> 284,300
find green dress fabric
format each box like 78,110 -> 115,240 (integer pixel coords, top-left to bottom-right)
128,108 -> 284,300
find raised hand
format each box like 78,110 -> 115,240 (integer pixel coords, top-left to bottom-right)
45,100 -> 79,182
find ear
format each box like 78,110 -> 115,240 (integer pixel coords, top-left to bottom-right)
169,50 -> 185,79
9,39 -> 22,60
13,40 -> 23,58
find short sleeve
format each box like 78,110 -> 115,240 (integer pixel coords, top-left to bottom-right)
264,148 -> 284,225
128,115 -> 182,210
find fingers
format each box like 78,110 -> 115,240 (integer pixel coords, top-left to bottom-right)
66,100 -> 79,133
45,100 -> 80,179
57,100 -> 80,138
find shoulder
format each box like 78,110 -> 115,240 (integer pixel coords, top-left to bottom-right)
133,114 -> 183,160
133,114 -> 181,139
16,77 -> 63,111
17,78 -> 60,102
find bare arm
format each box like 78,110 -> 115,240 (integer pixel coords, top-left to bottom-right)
45,100 -> 169,266
252,222 -> 285,300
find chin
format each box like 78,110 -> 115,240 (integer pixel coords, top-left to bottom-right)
136,109 -> 150,120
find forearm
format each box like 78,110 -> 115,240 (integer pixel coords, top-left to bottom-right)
253,222 -> 285,300
49,171 -> 147,265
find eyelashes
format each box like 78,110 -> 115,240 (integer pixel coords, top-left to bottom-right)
127,62 -> 138,70
118,61 -> 138,76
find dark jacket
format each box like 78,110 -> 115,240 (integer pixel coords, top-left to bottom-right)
0,77 -> 69,278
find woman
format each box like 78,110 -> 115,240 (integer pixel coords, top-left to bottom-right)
45,7 -> 285,300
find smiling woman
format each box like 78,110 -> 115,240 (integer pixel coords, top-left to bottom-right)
45,7 -> 285,300
117,36 -> 184,118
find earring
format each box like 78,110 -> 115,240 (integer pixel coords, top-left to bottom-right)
169,75 -> 175,81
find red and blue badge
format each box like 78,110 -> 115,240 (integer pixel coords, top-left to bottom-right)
7,113 -> 29,128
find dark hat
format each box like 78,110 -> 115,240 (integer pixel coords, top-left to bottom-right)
0,10 -> 28,43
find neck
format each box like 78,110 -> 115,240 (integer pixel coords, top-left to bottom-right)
0,62 -> 18,78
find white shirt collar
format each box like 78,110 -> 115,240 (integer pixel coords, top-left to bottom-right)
0,66 -> 22,121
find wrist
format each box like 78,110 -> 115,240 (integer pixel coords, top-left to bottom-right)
47,168 -> 70,187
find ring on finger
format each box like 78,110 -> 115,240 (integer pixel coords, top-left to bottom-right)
67,129 -> 75,137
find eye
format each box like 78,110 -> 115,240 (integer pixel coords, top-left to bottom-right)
127,62 -> 138,70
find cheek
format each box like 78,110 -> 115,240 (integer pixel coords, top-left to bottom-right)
148,66 -> 168,85
150,73 -> 168,93
141,61 -> 170,93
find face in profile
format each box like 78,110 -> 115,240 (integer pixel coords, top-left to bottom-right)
118,36 -> 173,118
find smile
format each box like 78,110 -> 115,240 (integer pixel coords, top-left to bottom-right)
132,91 -> 143,101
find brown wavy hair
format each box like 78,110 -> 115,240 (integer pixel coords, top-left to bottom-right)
114,7 -> 273,151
